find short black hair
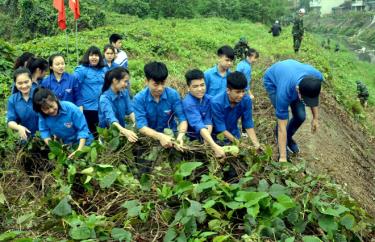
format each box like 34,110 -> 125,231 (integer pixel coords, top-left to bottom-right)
102,67 -> 130,93
144,61 -> 168,83
246,48 -> 259,58
26,57 -> 49,74
79,46 -> 105,68
103,44 -> 116,54
217,45 -> 235,60
109,34 -> 122,44
185,69 -> 204,86
32,87 -> 61,117
227,71 -> 247,90
14,52 -> 34,69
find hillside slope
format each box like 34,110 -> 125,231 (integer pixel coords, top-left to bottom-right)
0,17 -> 372,240
14,16 -> 375,216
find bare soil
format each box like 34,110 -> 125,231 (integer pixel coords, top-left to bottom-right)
266,91 -> 375,217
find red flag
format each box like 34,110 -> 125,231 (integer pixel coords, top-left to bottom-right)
53,0 -> 66,30
69,0 -> 80,20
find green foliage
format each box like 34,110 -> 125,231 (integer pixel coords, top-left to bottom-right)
110,0 -> 289,23
113,0 -> 150,18
0,39 -> 15,98
0,0 -> 106,42
1,15 -> 375,241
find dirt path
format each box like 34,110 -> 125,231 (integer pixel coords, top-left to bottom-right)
293,92 -> 375,216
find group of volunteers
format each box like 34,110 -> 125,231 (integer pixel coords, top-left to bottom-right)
7,32 -> 323,162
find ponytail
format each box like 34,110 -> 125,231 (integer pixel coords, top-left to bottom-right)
102,67 -> 130,93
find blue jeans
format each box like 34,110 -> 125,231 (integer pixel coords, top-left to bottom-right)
268,92 -> 306,144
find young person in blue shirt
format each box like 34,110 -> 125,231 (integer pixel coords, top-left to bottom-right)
204,45 -> 234,96
74,46 -> 106,135
41,54 -> 79,104
182,69 -> 225,158
26,57 -> 49,87
99,67 -> 138,143
263,59 -> 323,162
103,44 -> 131,95
33,87 -> 93,159
7,68 -> 39,140
236,48 -> 259,99
133,61 -> 187,149
11,57 -> 48,93
103,44 -> 119,72
211,71 -> 260,149
109,34 -> 128,69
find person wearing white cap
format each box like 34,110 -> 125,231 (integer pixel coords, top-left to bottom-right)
269,20 -> 282,37
292,8 -> 305,53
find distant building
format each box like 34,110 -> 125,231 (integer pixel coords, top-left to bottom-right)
310,0 -> 375,15
364,0 -> 375,10
309,0 -> 347,15
332,0 -> 375,14
351,0 -> 366,11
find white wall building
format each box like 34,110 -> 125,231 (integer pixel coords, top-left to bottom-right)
309,0 -> 347,15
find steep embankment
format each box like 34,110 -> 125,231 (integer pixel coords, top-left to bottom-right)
0,17 -> 371,238
295,93 -> 375,216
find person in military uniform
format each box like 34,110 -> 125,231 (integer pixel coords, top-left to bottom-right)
292,8 -> 305,53
356,81 -> 369,108
234,37 -> 250,60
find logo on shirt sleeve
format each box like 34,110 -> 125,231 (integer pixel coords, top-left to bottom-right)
65,89 -> 72,93
64,122 -> 73,128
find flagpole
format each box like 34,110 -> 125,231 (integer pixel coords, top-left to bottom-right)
75,20 -> 79,65
66,29 -> 69,66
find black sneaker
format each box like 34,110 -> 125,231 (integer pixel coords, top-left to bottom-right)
287,139 -> 300,154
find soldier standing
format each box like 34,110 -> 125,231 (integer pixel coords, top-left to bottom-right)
234,37 -> 250,60
292,8 -> 305,53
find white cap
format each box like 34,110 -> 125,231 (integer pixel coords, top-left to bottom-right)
275,20 -> 279,24
298,8 -> 306,14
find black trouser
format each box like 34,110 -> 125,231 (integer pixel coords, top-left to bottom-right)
293,35 -> 303,52
83,110 -> 99,137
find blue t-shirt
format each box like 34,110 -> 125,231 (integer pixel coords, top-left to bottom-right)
236,59 -> 252,91
102,62 -> 132,95
204,65 -> 230,96
99,88 -> 133,128
7,88 -> 39,137
263,59 -> 323,120
41,72 -> 79,104
133,87 -> 186,132
73,65 -> 106,111
182,93 -> 212,140
103,60 -> 120,73
210,92 -> 254,139
39,101 -> 93,145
